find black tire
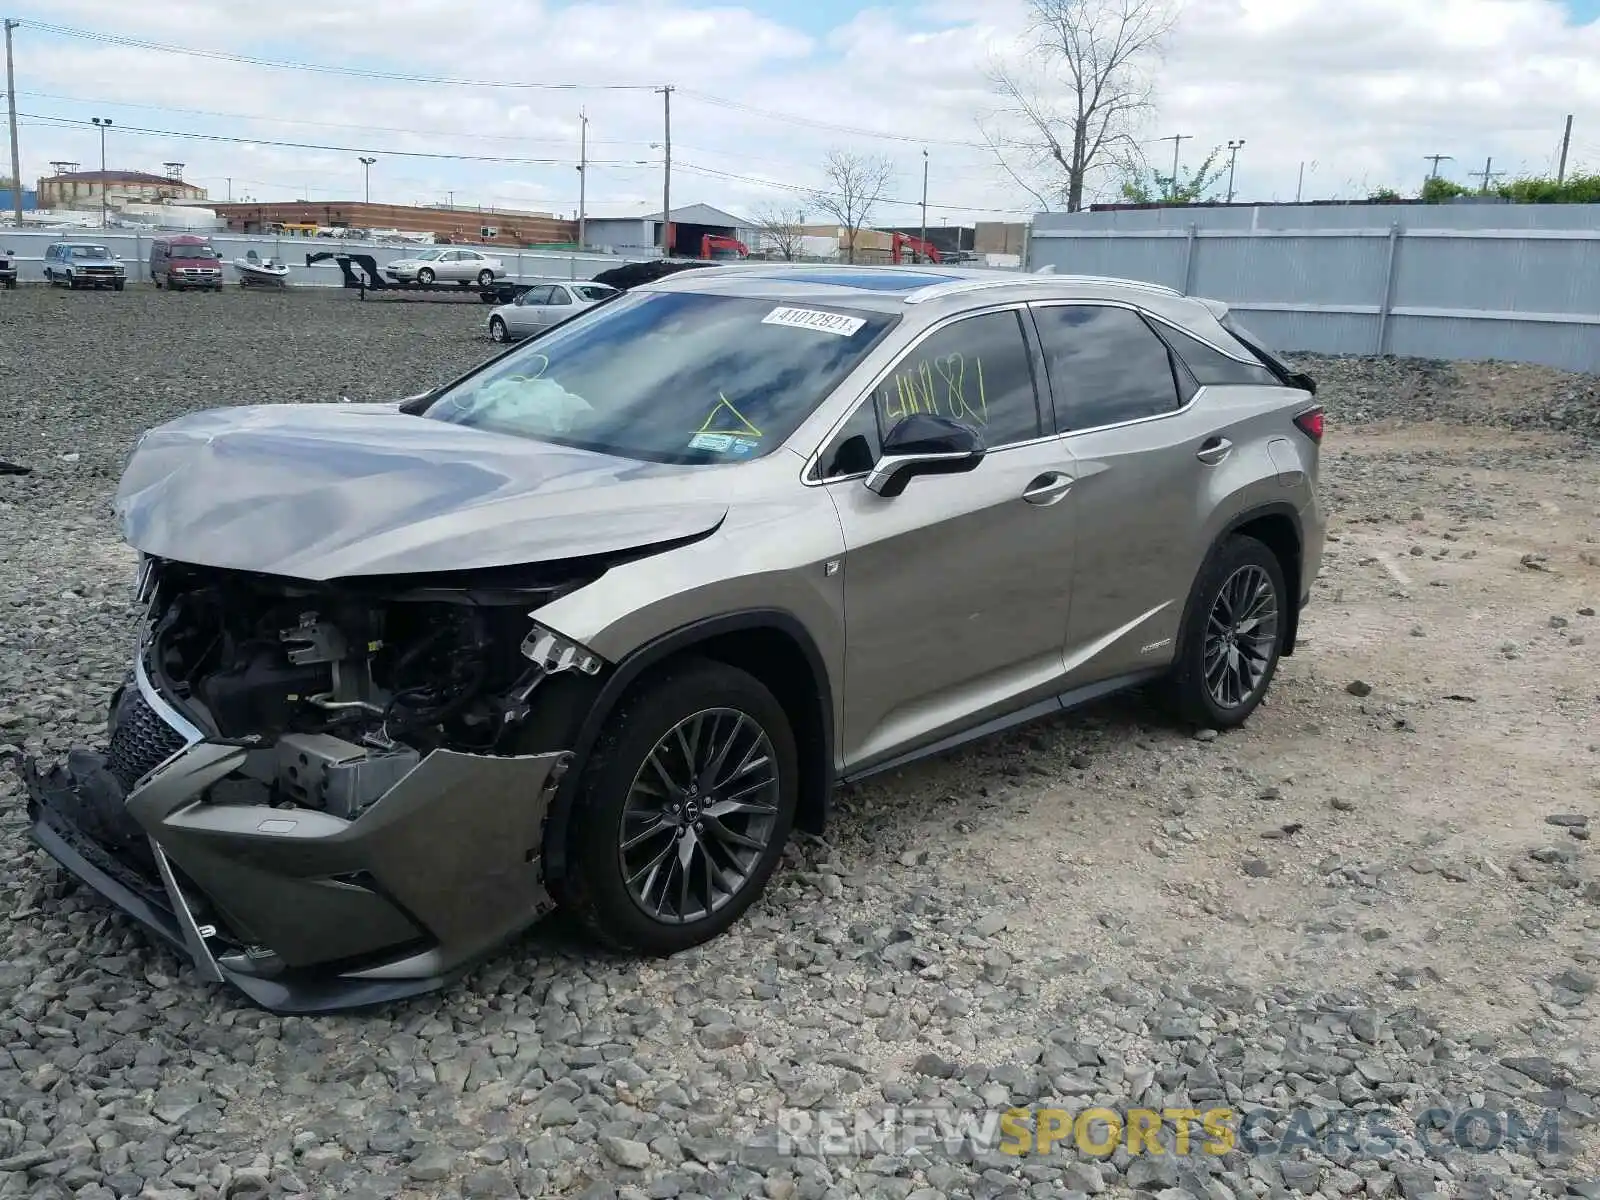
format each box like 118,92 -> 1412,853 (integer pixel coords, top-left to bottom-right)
1162,534 -> 1287,729
152,274 -> 163,289
417,267 -> 435,285
556,657 -> 799,955
113,280 -> 125,291
477,268 -> 494,287
489,315 -> 509,343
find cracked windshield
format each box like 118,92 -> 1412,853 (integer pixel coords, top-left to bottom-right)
424,291 -> 895,463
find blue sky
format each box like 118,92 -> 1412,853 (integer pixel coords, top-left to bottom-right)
10,0 -> 1600,222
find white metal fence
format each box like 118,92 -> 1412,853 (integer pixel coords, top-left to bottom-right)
1027,211 -> 1600,374
0,228 -> 652,288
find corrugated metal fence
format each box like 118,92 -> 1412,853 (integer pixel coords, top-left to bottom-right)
0,228 -> 649,289
1027,206 -> 1600,374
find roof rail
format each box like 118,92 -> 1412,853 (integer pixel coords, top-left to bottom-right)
904,272 -> 1183,305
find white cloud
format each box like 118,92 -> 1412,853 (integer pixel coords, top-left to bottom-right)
10,0 -> 1600,222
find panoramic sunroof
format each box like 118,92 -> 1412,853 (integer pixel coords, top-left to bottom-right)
761,269 -> 951,291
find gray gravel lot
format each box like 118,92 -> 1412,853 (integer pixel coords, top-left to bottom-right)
1,287 -> 1598,1200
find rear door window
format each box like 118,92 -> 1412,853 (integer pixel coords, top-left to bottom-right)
1032,304 -> 1182,431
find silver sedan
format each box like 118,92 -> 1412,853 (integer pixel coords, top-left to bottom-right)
384,247 -> 505,287
487,281 -> 620,342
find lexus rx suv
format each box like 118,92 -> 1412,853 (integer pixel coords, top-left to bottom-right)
23,265 -> 1324,1012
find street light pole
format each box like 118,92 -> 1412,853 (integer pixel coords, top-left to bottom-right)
91,117 -> 112,227
919,148 -> 928,255
1225,139 -> 1246,204
577,109 -> 588,251
358,156 -> 376,204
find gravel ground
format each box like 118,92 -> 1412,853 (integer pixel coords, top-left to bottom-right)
1,287 -> 1598,1200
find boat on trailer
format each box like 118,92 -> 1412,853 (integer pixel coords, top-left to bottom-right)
233,250 -> 291,288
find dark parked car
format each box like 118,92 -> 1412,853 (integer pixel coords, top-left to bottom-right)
0,248 -> 16,289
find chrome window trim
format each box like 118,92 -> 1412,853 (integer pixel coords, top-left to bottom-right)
801,300 -> 1046,486
1029,297 -> 1266,370
801,295 -> 1296,484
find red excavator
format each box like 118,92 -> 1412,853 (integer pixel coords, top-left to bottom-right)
891,232 -> 942,264
701,234 -> 750,260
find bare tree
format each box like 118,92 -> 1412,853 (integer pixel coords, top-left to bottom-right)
809,151 -> 893,264
753,204 -> 809,261
982,0 -> 1178,213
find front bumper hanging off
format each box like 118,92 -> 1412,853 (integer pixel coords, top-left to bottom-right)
21,659 -> 571,1013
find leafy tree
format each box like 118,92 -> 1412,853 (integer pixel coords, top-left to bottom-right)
1420,176 -> 1470,202
1117,145 -> 1225,204
1495,172 -> 1600,204
1368,187 -> 1403,202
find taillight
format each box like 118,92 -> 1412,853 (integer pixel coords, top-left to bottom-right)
1294,407 -> 1324,443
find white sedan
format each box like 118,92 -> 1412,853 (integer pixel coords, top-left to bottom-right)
384,247 -> 505,287
487,281 -> 620,342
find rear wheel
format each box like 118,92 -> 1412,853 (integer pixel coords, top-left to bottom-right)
557,658 -> 798,955
1162,534 -> 1287,729
489,315 -> 509,342
477,268 -> 494,287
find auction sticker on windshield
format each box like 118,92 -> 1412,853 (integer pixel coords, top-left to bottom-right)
761,306 -> 866,337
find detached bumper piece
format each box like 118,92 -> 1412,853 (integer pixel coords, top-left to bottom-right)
22,691 -> 572,1013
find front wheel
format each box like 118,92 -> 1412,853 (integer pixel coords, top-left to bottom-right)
1162,534 -> 1287,729
113,280 -> 125,291
488,315 -> 509,342
556,658 -> 798,955
416,267 -> 435,285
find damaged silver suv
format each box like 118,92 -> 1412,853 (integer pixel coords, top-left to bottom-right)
24,265 -> 1325,1011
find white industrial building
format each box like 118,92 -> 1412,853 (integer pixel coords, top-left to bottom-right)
581,203 -> 759,257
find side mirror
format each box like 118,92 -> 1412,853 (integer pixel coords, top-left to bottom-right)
865,413 -> 986,498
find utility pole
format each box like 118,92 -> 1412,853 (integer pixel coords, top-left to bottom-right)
1557,114 -> 1573,185
1296,161 -> 1305,202
919,148 -> 928,253
91,116 -> 112,227
1469,156 -> 1503,195
1423,153 -> 1452,180
1158,134 -> 1191,200
358,156 -> 375,204
226,177 -> 231,202
658,85 -> 673,256
3,19 -> 20,230
576,109 -> 587,250
1225,139 -> 1245,203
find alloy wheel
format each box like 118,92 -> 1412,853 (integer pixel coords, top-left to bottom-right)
1203,564 -> 1280,709
618,707 -> 781,924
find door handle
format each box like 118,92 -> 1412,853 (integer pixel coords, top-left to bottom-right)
1196,437 -> 1233,465
1022,472 -> 1074,505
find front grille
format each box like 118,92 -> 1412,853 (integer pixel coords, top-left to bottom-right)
107,689 -> 189,792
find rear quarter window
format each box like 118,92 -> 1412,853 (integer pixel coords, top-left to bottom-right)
1154,322 -> 1279,387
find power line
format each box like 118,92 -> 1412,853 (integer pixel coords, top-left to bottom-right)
15,20 -> 661,89
19,111 -> 652,167
20,20 -> 1019,155
16,88 -> 648,146
676,88 -> 990,150
672,160 -> 1033,216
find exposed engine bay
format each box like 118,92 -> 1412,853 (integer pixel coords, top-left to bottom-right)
134,556 -> 606,820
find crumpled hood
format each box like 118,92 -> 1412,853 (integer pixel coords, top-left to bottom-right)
115,403 -> 727,580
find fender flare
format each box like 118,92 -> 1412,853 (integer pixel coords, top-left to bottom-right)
542,609 -> 836,887
1175,502 -> 1307,664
